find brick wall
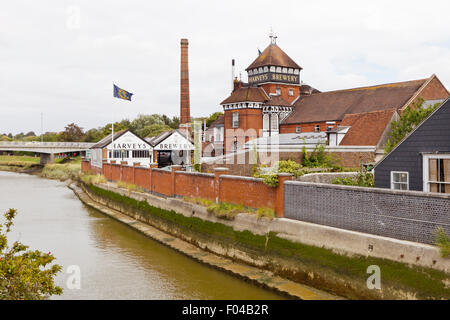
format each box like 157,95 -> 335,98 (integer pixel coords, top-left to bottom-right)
284,181 -> 450,244
219,175 -> 276,209
81,160 -> 292,216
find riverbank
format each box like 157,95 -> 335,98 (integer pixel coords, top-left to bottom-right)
69,182 -> 336,300
75,180 -> 450,300
0,156 -> 81,178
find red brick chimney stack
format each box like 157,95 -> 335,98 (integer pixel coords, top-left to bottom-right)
180,38 -> 191,127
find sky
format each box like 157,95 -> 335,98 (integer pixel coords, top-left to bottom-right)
1,0 -> 450,135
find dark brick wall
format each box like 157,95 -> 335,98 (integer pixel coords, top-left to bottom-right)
284,181 -> 450,244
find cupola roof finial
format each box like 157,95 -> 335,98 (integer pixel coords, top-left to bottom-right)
269,27 -> 277,45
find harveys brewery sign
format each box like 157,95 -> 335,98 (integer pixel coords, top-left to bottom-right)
154,131 -> 194,151
248,72 -> 299,85
106,131 -> 152,150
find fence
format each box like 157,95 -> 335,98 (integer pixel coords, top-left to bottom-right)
81,160 -> 291,216
284,181 -> 450,244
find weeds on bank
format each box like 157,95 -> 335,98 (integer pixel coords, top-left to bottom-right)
41,163 -> 81,181
80,174 -> 106,185
183,197 -> 275,220
116,180 -> 144,193
435,228 -> 450,258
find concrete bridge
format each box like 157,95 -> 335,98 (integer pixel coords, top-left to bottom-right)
0,141 -> 95,164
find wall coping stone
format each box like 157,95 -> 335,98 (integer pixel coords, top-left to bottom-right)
175,171 -> 214,178
220,174 -> 265,183
285,180 -> 450,200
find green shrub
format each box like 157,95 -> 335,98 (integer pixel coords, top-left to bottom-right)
81,174 -> 107,185
116,180 -> 144,193
41,163 -> 81,181
332,169 -> 374,187
435,228 -> 450,258
302,143 -> 334,168
385,98 -> 442,154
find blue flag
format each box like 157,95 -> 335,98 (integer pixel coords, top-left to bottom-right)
113,84 -> 133,101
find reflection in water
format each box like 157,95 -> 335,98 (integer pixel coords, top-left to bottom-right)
0,171 -> 283,300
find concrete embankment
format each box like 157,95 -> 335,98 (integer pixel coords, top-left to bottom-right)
69,183 -> 337,300
72,181 -> 450,300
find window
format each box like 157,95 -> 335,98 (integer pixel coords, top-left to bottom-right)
232,112 -> 239,128
271,114 -> 279,132
275,88 -> 281,95
263,114 -> 270,133
296,126 -> 301,133
132,150 -> 150,158
288,89 -> 294,96
391,171 -> 409,190
424,155 -> 450,193
314,125 -> 320,132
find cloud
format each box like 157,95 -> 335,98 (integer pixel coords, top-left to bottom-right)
1,0 -> 449,134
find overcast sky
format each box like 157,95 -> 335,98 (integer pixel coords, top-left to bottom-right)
1,0 -> 450,134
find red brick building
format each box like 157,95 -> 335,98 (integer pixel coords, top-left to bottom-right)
219,34 -> 449,155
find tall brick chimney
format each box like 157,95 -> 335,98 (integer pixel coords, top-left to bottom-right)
180,38 -> 191,127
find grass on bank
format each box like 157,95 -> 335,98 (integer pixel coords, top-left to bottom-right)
0,155 -> 40,164
80,174 -> 106,185
116,180 -> 145,193
83,183 -> 450,300
435,228 -> 450,258
184,197 -> 275,220
41,162 -> 81,181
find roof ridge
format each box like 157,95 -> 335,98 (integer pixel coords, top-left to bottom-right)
317,78 -> 429,95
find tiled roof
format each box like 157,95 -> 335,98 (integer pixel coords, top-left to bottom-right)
339,109 -> 397,146
220,87 -> 269,105
246,44 -> 302,71
208,115 -> 224,129
283,78 -> 429,124
263,95 -> 292,107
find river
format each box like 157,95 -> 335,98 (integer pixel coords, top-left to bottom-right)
0,171 -> 283,299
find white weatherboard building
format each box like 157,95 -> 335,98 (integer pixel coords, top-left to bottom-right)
89,130 -> 154,169
146,129 -> 194,167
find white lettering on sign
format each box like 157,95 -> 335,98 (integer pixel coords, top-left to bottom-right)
111,143 -> 148,150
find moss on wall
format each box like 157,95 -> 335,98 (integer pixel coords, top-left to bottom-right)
84,183 -> 450,300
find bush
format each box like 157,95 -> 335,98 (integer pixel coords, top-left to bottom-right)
332,169 -> 374,187
183,197 -> 275,220
41,163 -> 81,181
0,209 -> 62,299
116,180 -> 144,193
80,174 -> 106,185
253,160 -> 305,187
435,228 -> 450,258
385,98 -> 442,154
302,143 -> 334,168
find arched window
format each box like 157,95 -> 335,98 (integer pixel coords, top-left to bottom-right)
263,114 -> 270,132
271,114 -> 279,132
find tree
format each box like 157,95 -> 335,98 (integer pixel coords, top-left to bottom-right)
60,123 -> 84,142
385,98 -> 442,153
82,128 -> 104,143
137,124 -> 171,138
130,114 -> 165,132
0,209 -> 62,299
206,112 -> 223,127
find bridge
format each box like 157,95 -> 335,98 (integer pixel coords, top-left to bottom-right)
0,141 -> 95,164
